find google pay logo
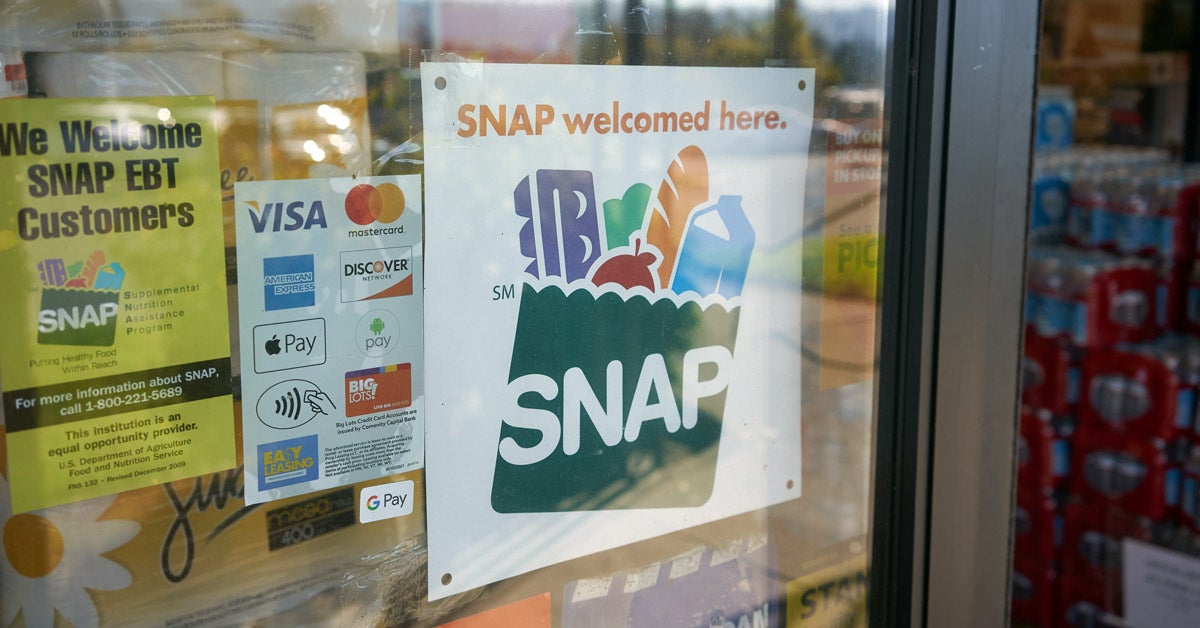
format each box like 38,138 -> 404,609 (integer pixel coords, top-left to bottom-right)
359,479 -> 414,523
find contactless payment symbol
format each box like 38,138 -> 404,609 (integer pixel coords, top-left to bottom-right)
345,183 -> 405,225
256,379 -> 337,429
355,309 -> 400,357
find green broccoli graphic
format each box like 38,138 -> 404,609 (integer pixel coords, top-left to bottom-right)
370,317 -> 385,335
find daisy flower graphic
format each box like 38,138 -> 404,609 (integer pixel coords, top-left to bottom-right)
1,475 -> 139,628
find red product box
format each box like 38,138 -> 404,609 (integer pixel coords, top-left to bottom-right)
1014,487 -> 1061,563
1157,260 -> 1189,333
1069,425 -> 1181,520
1163,180 -> 1200,264
1079,349 -> 1195,441
1188,266 -> 1200,336
1060,500 -> 1155,580
1019,407 -> 1075,490
1180,441 -> 1200,533
1023,334 -> 1081,415
1027,263 -> 1158,350
1011,557 -> 1056,628
1081,266 -> 1160,348
1057,571 -> 1120,627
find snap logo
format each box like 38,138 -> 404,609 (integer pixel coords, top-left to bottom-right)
35,250 -> 125,347
492,146 -> 752,513
359,479 -> 414,523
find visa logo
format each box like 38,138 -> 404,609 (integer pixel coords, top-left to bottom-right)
247,200 -> 328,233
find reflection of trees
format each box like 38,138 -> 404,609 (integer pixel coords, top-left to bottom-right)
609,2 -> 841,80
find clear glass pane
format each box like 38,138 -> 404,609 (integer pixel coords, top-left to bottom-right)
1015,1 -> 1200,626
0,1 -> 893,625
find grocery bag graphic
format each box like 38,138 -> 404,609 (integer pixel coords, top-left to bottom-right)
492,146 -> 754,512
35,250 -> 125,347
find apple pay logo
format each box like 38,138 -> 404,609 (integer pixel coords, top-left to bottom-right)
253,318 -> 327,374
360,479 -> 415,523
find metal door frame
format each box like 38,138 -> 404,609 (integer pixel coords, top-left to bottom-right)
871,0 -> 1040,625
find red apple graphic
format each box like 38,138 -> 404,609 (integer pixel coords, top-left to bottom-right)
591,239 -> 660,290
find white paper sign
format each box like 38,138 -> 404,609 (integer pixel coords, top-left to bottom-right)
421,62 -> 811,598
235,176 -> 424,504
1124,538 -> 1200,628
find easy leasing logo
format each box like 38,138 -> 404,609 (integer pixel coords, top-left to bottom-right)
257,434 -> 319,491
492,146 -> 751,513
36,250 -> 125,346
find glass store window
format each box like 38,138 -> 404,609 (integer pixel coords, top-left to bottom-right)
0,1 -> 898,626
1013,1 -> 1200,626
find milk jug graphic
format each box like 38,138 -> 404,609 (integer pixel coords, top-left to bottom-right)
670,195 -> 755,299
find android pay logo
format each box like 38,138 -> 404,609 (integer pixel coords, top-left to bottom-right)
491,146 -> 750,513
354,309 -> 399,357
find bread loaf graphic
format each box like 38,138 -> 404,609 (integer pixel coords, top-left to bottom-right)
645,146 -> 709,289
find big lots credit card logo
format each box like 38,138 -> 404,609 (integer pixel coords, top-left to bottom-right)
344,364 -> 412,417
492,146 -> 751,514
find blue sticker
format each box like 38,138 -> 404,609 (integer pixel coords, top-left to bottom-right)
257,434 -> 320,491
1166,468 -> 1182,507
263,254 -> 316,311
1176,390 -> 1195,430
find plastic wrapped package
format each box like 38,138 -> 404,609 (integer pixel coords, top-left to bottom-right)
0,0 -> 399,54
561,533 -> 781,627
4,14 -> 416,625
224,51 -> 371,180
0,48 -> 25,98
26,52 -> 226,98
0,419 -> 432,627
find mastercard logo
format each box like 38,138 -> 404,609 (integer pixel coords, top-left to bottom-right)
345,183 -> 405,225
